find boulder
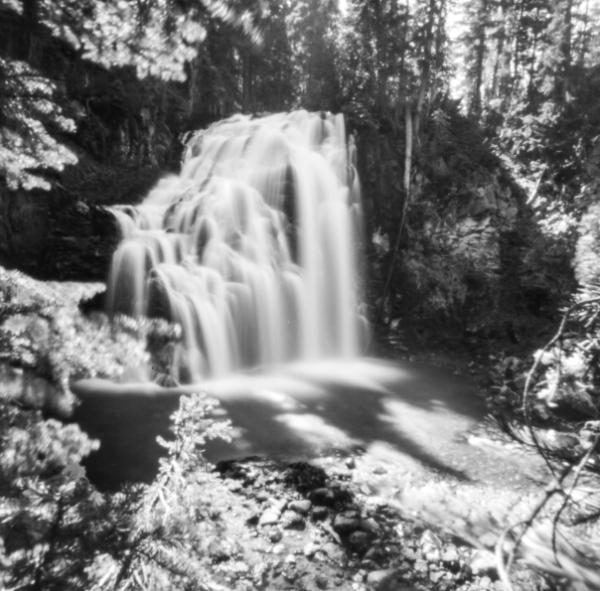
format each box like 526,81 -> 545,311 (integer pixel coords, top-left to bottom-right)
0,187 -> 120,281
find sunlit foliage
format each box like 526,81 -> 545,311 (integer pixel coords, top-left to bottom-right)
32,0 -> 260,82
0,58 -> 77,191
0,387 -> 252,590
0,400 -> 107,590
87,394 -> 262,591
0,0 -> 260,190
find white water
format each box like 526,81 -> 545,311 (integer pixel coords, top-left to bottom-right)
106,111 -> 365,382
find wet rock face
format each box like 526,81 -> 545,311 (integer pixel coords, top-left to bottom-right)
0,187 -> 120,281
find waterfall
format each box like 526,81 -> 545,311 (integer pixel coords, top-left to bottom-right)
106,111 -> 365,383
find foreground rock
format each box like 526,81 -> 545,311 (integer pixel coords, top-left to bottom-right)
214,457 -> 549,591
0,187 -> 121,281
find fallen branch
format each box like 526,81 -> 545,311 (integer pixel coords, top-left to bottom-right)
495,298 -> 600,589
521,298 -> 600,477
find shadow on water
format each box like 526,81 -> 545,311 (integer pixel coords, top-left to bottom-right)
72,359 -> 485,491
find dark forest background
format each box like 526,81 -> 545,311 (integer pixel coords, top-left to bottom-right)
3,0 -> 600,349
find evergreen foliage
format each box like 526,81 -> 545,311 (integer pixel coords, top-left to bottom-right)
0,58 -> 77,190
0,0 -> 259,190
0,386 -> 243,590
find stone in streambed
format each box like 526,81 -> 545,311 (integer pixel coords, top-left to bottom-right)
333,512 -> 361,535
289,499 -> 312,515
348,530 -> 372,554
303,542 -> 319,558
281,510 -> 306,530
419,530 -> 442,563
256,490 -> 271,503
365,569 -> 398,591
309,487 -> 336,507
259,500 -> 286,526
360,517 -> 380,534
321,542 -> 345,563
268,528 -> 283,543
312,506 -> 329,520
429,569 -> 445,583
441,547 -> 460,570
470,549 -> 497,577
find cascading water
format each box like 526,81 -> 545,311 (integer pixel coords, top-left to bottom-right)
79,112 -> 499,497
106,111 -> 366,383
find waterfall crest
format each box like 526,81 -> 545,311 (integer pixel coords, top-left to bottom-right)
106,111 -> 365,382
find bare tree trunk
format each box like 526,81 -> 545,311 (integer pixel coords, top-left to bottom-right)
559,0 -> 573,103
527,5 -> 540,101
371,0 -> 388,113
490,1 -> 506,99
186,58 -> 198,119
378,104 -> 413,322
469,0 -> 488,119
510,0 -> 525,96
414,0 -> 437,138
21,0 -> 38,61
242,49 -> 253,113
403,104 -> 413,196
578,0 -> 590,66
393,1 -> 410,131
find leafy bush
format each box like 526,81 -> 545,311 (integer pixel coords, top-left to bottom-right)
0,268 -> 146,412
1,372 -> 250,590
486,173 -> 600,428
87,393 -> 267,591
394,210 -> 503,338
0,398 -> 113,590
0,266 -> 184,412
0,58 -> 78,191
0,264 -> 256,588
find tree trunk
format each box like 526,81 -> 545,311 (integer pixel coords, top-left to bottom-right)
394,1 -> 410,130
372,0 -> 387,113
469,0 -> 488,119
18,0 -> 38,61
378,104 -> 413,322
490,1 -> 506,100
510,0 -> 525,96
414,0 -> 437,138
242,48 -> 253,113
527,5 -> 540,101
558,0 -> 573,103
186,58 -> 198,119
578,0 -> 590,66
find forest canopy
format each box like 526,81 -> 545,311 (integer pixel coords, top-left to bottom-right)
0,0 -> 259,189
2,0 -> 600,193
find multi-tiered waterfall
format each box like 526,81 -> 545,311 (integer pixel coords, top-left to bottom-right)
106,111 -> 365,383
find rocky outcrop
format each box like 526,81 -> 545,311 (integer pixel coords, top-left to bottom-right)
0,185 -> 120,281
357,104 -> 573,348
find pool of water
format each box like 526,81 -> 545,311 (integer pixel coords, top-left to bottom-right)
72,358 -> 546,492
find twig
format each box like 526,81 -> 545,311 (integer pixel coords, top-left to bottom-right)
550,432 -> 600,564
526,165 -> 547,205
495,524 -> 517,591
496,464 -> 573,586
521,298 -> 600,478
497,298 -> 600,587
32,495 -> 65,590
